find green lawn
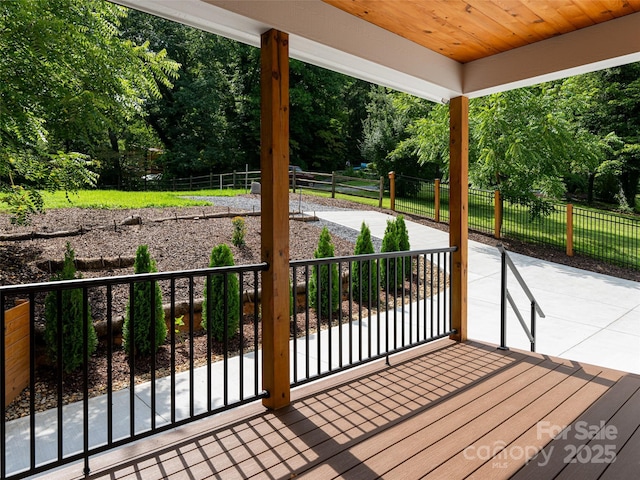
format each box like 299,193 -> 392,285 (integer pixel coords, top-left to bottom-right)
40,189 -> 247,209
396,182 -> 639,270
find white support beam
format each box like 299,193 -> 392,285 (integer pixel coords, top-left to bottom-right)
463,12 -> 640,98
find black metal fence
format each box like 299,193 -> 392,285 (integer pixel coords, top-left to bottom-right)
393,174 -> 640,271
289,247 -> 455,386
573,207 -> 640,270
0,263 -> 267,479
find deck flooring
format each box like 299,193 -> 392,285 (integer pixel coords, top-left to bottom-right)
48,339 -> 640,479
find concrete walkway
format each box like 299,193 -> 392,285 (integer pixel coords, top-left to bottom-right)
311,210 -> 640,375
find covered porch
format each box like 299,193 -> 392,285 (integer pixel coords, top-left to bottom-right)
3,0 -> 640,478
48,339 -> 640,479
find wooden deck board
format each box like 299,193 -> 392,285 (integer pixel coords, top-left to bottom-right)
512,373 -> 640,479
46,340 -> 639,480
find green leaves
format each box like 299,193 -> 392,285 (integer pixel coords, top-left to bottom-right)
1,0 -> 179,223
202,244 -> 240,342
123,245 -> 167,356
310,227 -> 340,319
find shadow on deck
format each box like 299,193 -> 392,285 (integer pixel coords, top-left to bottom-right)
48,339 -> 640,479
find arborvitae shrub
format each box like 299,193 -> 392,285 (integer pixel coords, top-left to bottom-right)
395,215 -> 412,278
352,222 -> 378,303
202,244 -> 240,341
309,227 -> 340,319
123,245 -> 166,356
380,219 -> 401,289
231,216 -> 246,247
44,243 -> 97,373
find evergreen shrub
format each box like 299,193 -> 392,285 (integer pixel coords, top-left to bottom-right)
352,222 -> 378,303
123,245 -> 166,356
44,243 -> 97,373
202,244 -> 240,341
309,227 -> 340,319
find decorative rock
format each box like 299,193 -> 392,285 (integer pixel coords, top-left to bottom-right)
250,182 -> 261,194
121,215 -> 142,225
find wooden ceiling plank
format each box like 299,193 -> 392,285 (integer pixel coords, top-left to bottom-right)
323,0 -> 640,63
468,0 -> 548,43
449,1 -> 528,50
411,1 -> 506,61
490,0 -> 562,38
521,0 -> 581,33
590,0 -> 640,19
556,3 -> 596,28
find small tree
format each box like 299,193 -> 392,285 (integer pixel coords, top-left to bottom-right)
202,244 -> 240,341
352,222 -> 378,303
309,227 -> 340,319
123,245 -> 166,356
44,243 -> 97,373
395,215 -> 412,278
380,219 -> 401,289
231,216 -> 246,247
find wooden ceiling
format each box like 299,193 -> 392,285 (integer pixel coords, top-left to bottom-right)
323,0 -> 640,63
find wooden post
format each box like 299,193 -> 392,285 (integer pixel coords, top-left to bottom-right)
434,178 -> 441,223
331,171 -> 337,198
260,29 -> 290,410
494,190 -> 502,239
378,176 -> 384,208
4,301 -> 30,408
449,97 -> 468,343
389,171 -> 396,211
566,204 -> 574,256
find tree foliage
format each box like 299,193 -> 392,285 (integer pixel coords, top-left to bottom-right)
352,222 -> 378,303
0,0 -> 178,222
310,227 -> 340,319
202,244 -> 240,341
123,245 -> 166,356
360,86 -> 435,191
44,243 -> 97,373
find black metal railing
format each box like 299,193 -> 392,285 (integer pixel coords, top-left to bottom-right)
289,247 -> 456,386
573,206 -> 639,270
0,263 -> 267,479
498,245 -> 545,352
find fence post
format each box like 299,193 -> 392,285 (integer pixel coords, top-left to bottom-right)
378,176 -> 384,208
435,178 -> 441,222
389,171 -> 396,211
494,190 -> 502,239
209,172 -> 213,189
233,171 -> 237,189
331,171 -> 336,198
292,168 -> 297,193
189,175 -> 193,190
566,204 -> 574,256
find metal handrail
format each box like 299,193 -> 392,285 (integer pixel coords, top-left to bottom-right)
497,244 -> 545,352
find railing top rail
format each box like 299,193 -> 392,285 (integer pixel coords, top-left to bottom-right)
290,246 -> 457,268
497,244 -> 545,318
0,262 -> 269,295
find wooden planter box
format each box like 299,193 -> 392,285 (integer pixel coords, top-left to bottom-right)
4,301 -> 30,408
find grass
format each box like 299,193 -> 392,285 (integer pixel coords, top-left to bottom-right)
40,189 -> 247,209
396,182 -> 639,270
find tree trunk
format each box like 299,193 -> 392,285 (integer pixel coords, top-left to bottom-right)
587,172 -> 596,204
108,129 -> 122,189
